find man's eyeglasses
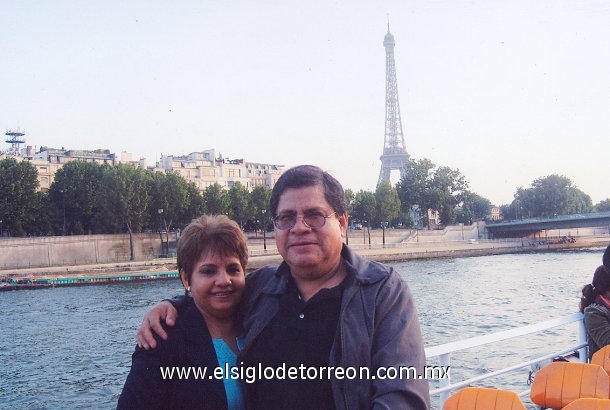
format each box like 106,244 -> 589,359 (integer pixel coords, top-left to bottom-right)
273,212 -> 337,230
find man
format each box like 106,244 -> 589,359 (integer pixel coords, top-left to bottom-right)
137,165 -> 430,409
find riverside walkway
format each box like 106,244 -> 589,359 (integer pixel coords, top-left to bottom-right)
2,235 -> 608,285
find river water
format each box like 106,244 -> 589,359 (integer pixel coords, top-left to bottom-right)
0,247 -> 606,409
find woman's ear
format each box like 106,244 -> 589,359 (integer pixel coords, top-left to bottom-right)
180,270 -> 189,290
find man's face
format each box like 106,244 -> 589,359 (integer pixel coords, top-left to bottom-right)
274,184 -> 347,281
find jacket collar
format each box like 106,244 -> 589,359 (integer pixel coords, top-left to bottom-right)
261,244 -> 390,295
340,244 -> 391,285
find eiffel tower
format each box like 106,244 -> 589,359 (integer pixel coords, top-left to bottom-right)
378,24 -> 409,185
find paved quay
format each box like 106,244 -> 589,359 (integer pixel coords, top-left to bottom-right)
1,236 -> 607,280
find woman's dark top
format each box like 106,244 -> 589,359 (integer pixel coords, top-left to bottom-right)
118,299 -> 228,410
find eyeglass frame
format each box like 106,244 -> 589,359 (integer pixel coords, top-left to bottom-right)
273,211 -> 338,231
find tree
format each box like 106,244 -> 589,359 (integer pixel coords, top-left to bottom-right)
470,193 -> 492,220
148,171 -> 189,253
429,166 -> 467,226
510,174 -> 593,218
567,187 -> 593,214
48,161 -> 105,235
228,182 -> 251,228
182,182 -> 206,223
96,164 -> 150,260
343,188 -> 355,245
250,185 -> 272,230
597,199 -> 610,212
22,191 -> 53,236
0,158 -> 39,236
344,188 -> 355,216
396,158 -> 467,229
396,158 -> 435,228
458,190 -> 492,224
352,190 -> 376,245
203,183 -> 229,216
375,181 -> 401,245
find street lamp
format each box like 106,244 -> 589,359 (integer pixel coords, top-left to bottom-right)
158,208 -> 165,255
0,219 -> 3,238
60,189 -> 66,236
382,221 -> 388,246
261,209 -> 267,251
363,221 -> 367,245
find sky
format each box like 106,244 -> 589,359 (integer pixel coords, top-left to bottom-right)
2,0 -> 610,206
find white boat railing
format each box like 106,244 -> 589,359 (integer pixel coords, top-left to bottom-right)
424,312 -> 587,409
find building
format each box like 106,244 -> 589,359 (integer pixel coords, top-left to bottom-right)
489,206 -> 502,221
28,147 -> 124,191
153,150 -> 284,191
2,131 -> 284,192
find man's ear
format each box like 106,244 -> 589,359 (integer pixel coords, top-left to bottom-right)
338,212 -> 348,234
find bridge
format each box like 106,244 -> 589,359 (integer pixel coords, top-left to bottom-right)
486,211 -> 610,238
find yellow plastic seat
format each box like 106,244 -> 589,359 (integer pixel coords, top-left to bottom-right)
443,387 -> 525,410
592,345 -> 610,374
563,398 -> 610,410
530,362 -> 609,409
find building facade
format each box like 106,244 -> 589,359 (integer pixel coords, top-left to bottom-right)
2,141 -> 284,193
489,206 -> 502,221
153,150 -> 284,191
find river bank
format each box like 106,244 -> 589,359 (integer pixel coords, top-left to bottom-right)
1,235 -> 608,284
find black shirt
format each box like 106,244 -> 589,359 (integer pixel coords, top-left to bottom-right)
242,268 -> 347,410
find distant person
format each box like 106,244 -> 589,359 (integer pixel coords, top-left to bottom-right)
136,165 -> 430,409
118,215 -> 247,409
580,264 -> 610,360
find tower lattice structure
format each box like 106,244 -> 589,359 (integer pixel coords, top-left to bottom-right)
378,25 -> 409,185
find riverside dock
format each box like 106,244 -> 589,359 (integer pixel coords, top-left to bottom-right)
2,233 -> 608,291
1,271 -> 179,291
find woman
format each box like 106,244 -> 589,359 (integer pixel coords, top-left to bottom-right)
118,215 -> 247,410
581,264 -> 610,360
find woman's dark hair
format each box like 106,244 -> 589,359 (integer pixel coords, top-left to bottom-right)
177,215 -> 248,289
269,165 -> 346,217
603,243 -> 610,268
580,265 -> 610,312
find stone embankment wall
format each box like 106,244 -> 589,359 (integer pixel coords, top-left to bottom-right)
0,234 -> 167,269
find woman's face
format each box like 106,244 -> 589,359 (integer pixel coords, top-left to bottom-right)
182,252 -> 245,321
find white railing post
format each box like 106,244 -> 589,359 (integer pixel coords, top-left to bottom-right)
438,352 -> 451,409
577,318 -> 588,362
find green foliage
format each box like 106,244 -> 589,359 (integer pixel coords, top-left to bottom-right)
183,182 -> 206,223
375,181 -> 401,226
95,164 -> 151,234
458,190 -> 492,224
48,161 -> 105,234
0,158 -> 39,236
203,183 -> 229,215
352,190 -> 377,227
23,191 -> 53,235
228,182 -> 251,228
597,198 -> 610,212
393,211 -> 414,228
147,171 -> 190,233
430,166 -> 467,225
396,158 -> 434,212
396,158 -> 467,228
344,188 -> 355,215
250,185 -> 272,230
510,174 -> 593,218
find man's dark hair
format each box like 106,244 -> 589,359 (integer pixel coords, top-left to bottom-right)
270,165 -> 346,217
